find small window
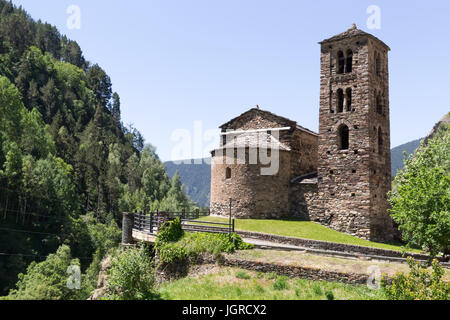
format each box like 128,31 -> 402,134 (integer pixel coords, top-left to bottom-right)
346,50 -> 353,73
376,93 -> 383,115
337,89 -> 344,113
378,128 -> 383,155
226,167 -> 231,179
337,51 -> 345,74
338,125 -> 349,150
375,53 -> 381,76
346,88 -> 352,112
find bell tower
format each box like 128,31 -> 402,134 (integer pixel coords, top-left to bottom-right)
317,24 -> 393,241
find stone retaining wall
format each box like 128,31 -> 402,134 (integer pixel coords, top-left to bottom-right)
236,230 -> 431,261
201,255 -> 375,286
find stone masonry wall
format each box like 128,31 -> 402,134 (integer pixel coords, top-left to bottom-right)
210,148 -> 292,218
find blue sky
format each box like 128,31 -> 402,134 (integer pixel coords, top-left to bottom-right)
11,0 -> 450,161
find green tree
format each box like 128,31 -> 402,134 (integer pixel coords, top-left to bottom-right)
106,245 -> 157,300
388,125 -> 450,258
7,245 -> 82,300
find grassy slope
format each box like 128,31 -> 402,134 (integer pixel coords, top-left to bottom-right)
159,266 -> 386,300
197,216 -> 421,253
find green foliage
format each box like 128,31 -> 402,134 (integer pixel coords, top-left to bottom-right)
0,0 -> 193,295
7,245 -> 82,300
325,290 -> 335,300
155,218 -> 184,248
381,257 -> 449,300
235,271 -> 251,280
273,276 -> 289,291
105,245 -> 158,300
157,230 -> 253,265
389,126 -> 450,258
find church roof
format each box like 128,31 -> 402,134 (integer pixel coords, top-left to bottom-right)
216,131 -> 291,152
220,107 -> 318,136
320,24 -> 390,51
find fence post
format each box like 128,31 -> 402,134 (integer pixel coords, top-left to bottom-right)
122,212 -> 135,251
182,208 -> 185,221
150,212 -> 154,234
195,209 -> 199,219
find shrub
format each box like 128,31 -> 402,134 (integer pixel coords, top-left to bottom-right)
273,276 -> 289,291
325,290 -> 334,300
381,257 -> 449,300
312,284 -> 323,296
155,218 -> 184,248
7,245 -> 83,300
106,245 -> 157,300
235,271 -> 251,280
156,231 -> 252,265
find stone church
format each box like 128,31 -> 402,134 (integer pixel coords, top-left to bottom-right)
210,24 -> 394,242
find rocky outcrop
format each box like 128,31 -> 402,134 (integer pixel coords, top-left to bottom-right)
88,255 -> 112,301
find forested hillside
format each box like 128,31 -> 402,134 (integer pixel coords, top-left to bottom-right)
165,159 -> 210,208
391,139 -> 422,176
0,0 -> 192,297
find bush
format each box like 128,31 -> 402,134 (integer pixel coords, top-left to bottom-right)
7,245 -> 84,300
325,290 -> 335,300
273,276 -> 289,291
156,230 -> 253,265
155,218 -> 184,248
106,245 -> 157,300
381,257 -> 449,300
312,284 -> 323,296
235,271 -> 251,280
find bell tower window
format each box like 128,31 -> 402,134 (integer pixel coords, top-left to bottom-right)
346,50 -> 353,73
346,88 -> 352,111
337,89 -> 344,113
337,51 -> 345,74
338,125 -> 349,150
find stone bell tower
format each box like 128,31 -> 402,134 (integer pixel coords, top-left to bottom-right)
317,24 -> 393,241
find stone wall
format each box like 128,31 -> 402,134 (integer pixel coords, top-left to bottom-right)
289,182 -> 320,220
210,148 -> 292,218
235,230 -> 432,261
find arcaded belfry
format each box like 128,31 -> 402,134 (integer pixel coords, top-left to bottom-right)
210,24 -> 395,242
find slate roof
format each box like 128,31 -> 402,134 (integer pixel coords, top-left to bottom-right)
220,107 -> 318,136
320,24 -> 390,51
216,131 -> 291,151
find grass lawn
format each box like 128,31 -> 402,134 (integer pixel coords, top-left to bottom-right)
196,216 -> 422,253
159,266 -> 387,300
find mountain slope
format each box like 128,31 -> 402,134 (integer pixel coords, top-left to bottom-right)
165,159 -> 211,208
391,139 -> 422,176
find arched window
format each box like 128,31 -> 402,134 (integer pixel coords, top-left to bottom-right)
375,53 -> 381,76
346,50 -> 353,73
338,125 -> 349,150
337,51 -> 345,74
376,93 -> 383,115
226,167 -> 231,179
378,128 -> 383,155
337,89 -> 344,113
346,88 -> 352,112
